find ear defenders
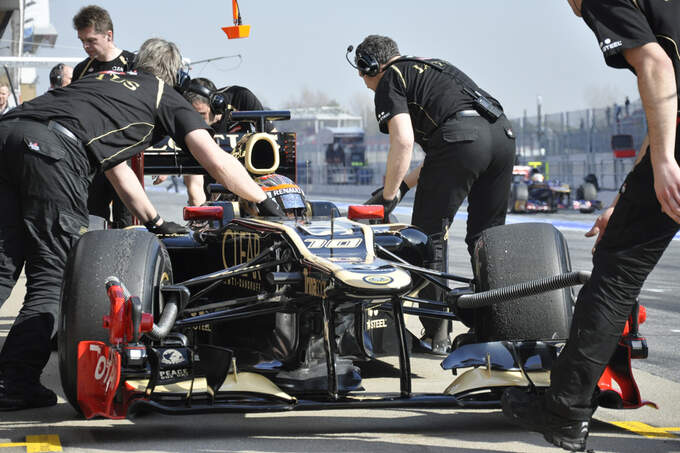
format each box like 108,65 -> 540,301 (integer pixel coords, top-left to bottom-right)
187,80 -> 226,115
345,45 -> 380,77
49,63 -> 64,88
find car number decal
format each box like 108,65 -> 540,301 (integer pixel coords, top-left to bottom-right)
304,238 -> 363,249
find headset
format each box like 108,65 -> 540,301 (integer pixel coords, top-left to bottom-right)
345,45 -> 380,77
186,79 -> 227,115
49,63 -> 65,88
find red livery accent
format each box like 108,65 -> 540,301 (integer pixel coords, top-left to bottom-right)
183,206 -> 224,221
103,285 -> 127,345
348,205 -> 385,221
77,341 -> 124,419
597,303 -> 656,409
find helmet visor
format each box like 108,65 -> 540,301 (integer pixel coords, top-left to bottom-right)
278,193 -> 305,210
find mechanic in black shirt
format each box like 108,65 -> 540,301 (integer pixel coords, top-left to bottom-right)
354,35 -> 516,353
73,5 -> 136,228
0,38 -> 285,411
502,1 -> 680,451
172,77 -> 273,205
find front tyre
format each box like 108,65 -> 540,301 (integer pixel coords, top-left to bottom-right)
58,229 -> 171,412
472,223 -> 573,342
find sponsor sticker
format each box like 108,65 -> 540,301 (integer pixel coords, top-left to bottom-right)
362,275 -> 393,285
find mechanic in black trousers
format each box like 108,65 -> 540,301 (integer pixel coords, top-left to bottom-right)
0,38 -> 285,411
352,35 -> 516,353
73,5 -> 136,228
503,1 -> 680,451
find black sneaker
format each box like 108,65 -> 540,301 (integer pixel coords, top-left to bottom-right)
502,387 -> 589,452
0,376 -> 57,411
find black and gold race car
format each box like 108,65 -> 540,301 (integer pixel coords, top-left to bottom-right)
57,111 -> 652,419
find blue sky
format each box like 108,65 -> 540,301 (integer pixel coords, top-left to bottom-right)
32,0 -> 639,118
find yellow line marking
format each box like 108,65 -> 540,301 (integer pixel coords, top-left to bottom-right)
611,421 -> 680,439
0,434 -> 62,452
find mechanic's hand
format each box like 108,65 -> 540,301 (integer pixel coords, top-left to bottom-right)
366,182 -> 410,205
364,191 -> 399,222
652,158 -> 680,224
148,220 -> 188,235
152,175 -> 168,185
364,182 -> 409,221
257,198 -> 286,217
585,206 -> 614,254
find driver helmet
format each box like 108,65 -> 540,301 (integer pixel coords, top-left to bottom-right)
531,172 -> 544,183
241,174 -> 307,218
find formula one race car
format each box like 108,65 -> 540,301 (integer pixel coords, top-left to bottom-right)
508,167 -> 601,214
58,111 -> 652,419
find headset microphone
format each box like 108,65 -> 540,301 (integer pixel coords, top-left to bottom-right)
345,45 -> 358,70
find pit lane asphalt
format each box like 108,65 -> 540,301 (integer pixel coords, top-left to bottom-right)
0,186 -> 678,452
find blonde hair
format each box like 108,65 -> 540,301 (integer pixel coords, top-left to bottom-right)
134,38 -> 182,86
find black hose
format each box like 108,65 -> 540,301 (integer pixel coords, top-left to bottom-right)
454,271 -> 590,309
146,300 -> 179,341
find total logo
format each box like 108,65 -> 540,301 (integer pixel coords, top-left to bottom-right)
363,275 -> 394,285
599,38 -> 622,53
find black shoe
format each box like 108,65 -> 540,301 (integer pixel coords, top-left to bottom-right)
502,387 -> 589,452
0,376 -> 57,411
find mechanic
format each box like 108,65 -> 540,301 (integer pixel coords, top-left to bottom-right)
503,1 -> 680,451
0,84 -> 10,116
48,63 -> 73,89
0,38 -> 285,411
353,35 -> 516,353
72,5 -> 136,228
154,77 -> 273,206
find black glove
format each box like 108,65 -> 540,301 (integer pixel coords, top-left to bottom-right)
364,181 -> 410,220
257,198 -> 287,217
147,219 -> 188,235
365,181 -> 410,204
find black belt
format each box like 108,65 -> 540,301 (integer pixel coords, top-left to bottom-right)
455,109 -> 481,119
47,120 -> 81,145
5,117 -> 81,145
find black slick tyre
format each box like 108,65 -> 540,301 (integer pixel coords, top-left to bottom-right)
472,223 -> 573,341
58,229 -> 171,412
581,182 -> 597,201
508,182 -> 528,213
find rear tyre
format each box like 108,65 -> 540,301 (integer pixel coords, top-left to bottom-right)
472,223 -> 573,341
581,182 -> 597,201
508,183 -> 528,213
58,229 -> 171,411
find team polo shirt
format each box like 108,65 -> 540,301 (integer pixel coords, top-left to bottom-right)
4,70 -> 209,171
373,57 -> 502,146
73,50 -> 136,80
581,0 -> 680,99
